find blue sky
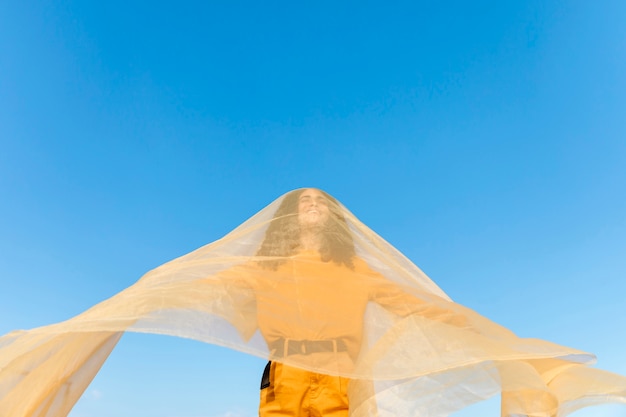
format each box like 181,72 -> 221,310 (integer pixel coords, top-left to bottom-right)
1,1 -> 625,416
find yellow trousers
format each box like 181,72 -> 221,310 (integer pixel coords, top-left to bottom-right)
259,361 -> 350,417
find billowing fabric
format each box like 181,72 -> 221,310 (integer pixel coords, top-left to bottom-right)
0,188 -> 625,417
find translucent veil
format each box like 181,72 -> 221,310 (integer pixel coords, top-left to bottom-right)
1,188 -> 625,417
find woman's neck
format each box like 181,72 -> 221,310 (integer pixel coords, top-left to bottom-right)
299,229 -> 322,251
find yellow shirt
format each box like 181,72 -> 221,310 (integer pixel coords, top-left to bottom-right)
221,251 -> 453,369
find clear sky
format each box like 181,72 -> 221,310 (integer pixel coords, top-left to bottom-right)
1,1 -> 625,416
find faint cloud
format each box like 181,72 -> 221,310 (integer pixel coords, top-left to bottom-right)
90,389 -> 103,400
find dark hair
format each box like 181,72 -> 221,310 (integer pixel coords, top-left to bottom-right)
256,189 -> 355,270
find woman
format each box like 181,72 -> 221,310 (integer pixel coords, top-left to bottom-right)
255,188 -> 355,416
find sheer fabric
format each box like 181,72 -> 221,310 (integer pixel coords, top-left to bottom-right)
1,188 -> 624,417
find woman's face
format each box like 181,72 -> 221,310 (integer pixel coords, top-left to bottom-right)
297,188 -> 330,227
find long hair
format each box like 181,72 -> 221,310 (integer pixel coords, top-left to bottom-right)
256,189 -> 355,270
